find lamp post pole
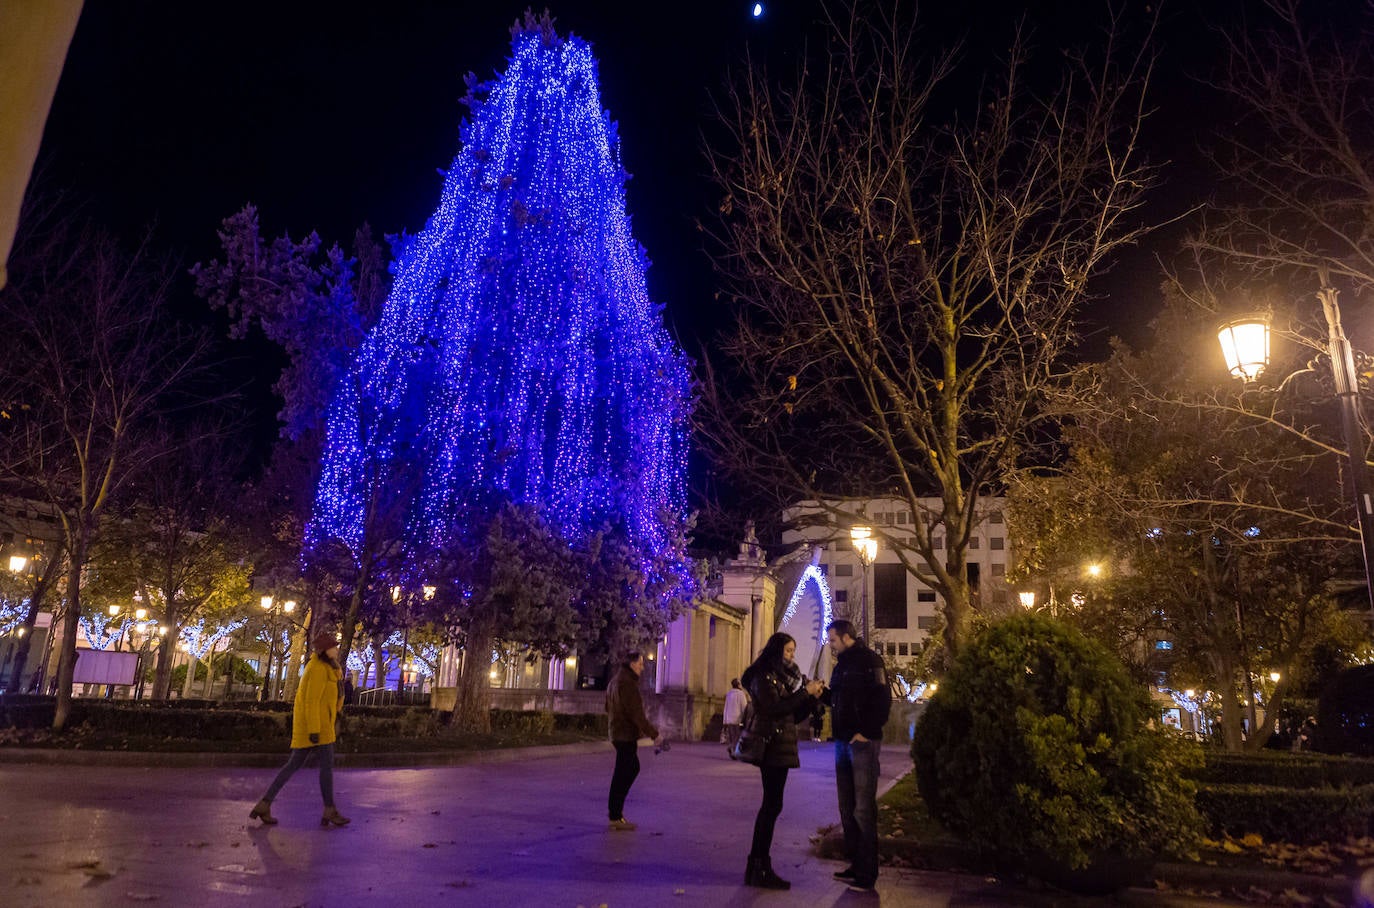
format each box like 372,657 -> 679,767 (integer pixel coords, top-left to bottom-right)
1318,287 -> 1374,616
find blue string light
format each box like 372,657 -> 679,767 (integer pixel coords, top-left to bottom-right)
307,21 -> 691,573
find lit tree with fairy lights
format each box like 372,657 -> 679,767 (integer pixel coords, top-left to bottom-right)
307,13 -> 696,724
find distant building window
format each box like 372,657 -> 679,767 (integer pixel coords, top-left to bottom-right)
1154,640 -> 1173,650
887,642 -> 898,656
989,512 -> 1004,524
992,590 -> 1008,606
932,536 -> 944,550
969,537 -> 980,550
835,563 -> 854,577
991,563 -> 1005,578
878,512 -> 893,525
898,511 -> 912,525
874,563 -> 908,629
835,590 -> 848,603
917,591 -> 936,603
917,615 -> 938,630
990,537 -> 1004,550
898,642 -> 910,656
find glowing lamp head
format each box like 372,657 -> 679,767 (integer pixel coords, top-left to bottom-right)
135,608 -> 147,620
8,554 -> 27,573
423,585 -> 436,600
1018,591 -> 1036,609
1217,314 -> 1270,383
283,600 -> 296,613
260,595 -> 273,610
1269,671 -> 1281,683
1085,562 -> 1104,579
108,605 -> 121,617
850,525 -> 878,565
1183,689 -> 1195,699
752,3 -> 764,17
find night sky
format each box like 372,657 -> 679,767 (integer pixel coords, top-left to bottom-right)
31,0 -> 1248,468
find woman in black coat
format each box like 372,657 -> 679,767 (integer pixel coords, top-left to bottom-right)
740,632 -> 825,889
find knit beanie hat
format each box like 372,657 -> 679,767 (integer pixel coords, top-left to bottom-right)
313,632 -> 338,654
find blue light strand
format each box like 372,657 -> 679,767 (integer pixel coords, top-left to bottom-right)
306,22 -> 691,574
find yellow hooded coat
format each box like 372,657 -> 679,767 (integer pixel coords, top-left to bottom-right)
290,656 -> 343,749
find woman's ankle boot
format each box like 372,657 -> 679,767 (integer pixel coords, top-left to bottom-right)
248,799 -> 277,825
745,854 -> 790,889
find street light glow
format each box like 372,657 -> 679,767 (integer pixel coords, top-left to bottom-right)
260,595 -> 273,610
1217,314 -> 1270,382
108,605 -> 120,616
135,608 -> 147,620
283,600 -> 296,613
1269,671 -> 1281,683
1085,562 -> 1103,578
850,525 -> 877,565
7,554 -> 27,573
1018,591 -> 1036,609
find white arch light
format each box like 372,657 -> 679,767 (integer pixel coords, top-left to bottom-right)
779,563 -> 833,651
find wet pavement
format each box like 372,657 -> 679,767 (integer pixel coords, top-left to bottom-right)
0,740 -> 1249,907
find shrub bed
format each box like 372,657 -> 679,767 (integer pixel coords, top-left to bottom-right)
1,699 -> 602,750
913,614 -> 1203,873
1195,783 -> 1374,844
1190,751 -> 1374,789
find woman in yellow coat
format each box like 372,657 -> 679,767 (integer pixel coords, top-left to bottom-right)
250,632 -> 350,826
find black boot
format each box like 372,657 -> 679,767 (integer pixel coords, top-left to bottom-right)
745,854 -> 790,890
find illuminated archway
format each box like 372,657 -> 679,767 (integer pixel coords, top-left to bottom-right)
777,562 -> 833,681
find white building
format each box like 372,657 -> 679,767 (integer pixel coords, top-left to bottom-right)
781,497 -> 1014,662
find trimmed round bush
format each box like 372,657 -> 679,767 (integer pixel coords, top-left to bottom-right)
913,613 -> 1202,871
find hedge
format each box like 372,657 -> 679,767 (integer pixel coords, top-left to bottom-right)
1,699 -> 604,742
1190,751 -> 1374,789
1195,783 -> 1374,844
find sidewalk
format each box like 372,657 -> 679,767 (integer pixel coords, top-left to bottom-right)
0,741 -> 1253,907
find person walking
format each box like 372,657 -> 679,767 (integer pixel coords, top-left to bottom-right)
605,651 -> 662,831
741,632 -> 825,890
722,678 -> 747,755
249,632 -> 350,828
822,619 -> 891,892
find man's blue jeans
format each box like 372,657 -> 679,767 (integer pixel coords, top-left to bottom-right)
835,739 -> 881,884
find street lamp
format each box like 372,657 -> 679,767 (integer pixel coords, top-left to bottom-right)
1269,671 -> 1281,683
1216,288 -> 1374,617
850,526 -> 878,641
1018,591 -> 1036,610
1084,562 -> 1104,579
7,554 -> 27,573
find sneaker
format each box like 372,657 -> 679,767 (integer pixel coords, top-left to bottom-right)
846,880 -> 877,893
832,866 -> 857,882
608,817 -> 637,831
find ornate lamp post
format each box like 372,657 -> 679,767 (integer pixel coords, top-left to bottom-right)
850,525 -> 878,641
1216,288 -> 1374,617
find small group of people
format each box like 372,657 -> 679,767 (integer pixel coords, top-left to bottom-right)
247,618 -> 892,894
605,618 -> 891,893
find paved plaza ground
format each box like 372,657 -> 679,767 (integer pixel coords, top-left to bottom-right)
0,741 -> 1251,907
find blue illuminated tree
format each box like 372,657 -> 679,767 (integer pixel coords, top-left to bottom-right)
307,14 -> 694,694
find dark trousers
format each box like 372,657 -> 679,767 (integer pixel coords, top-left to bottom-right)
750,765 -> 789,859
835,739 -> 881,884
608,741 -> 640,820
263,743 -> 335,808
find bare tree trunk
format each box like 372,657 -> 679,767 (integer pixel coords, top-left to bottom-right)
52,529 -> 88,730
338,547 -> 374,670
453,627 -> 493,734
181,651 -> 198,699
283,610 -> 308,702
151,592 -> 179,700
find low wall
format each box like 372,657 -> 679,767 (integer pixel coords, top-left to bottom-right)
431,686 -> 725,742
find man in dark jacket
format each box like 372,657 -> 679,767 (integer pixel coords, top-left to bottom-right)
605,652 -> 662,831
822,619 -> 891,892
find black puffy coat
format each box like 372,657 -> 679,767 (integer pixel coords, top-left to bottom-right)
742,662 -> 816,769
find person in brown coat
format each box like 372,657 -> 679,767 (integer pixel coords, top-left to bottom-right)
604,651 -> 662,831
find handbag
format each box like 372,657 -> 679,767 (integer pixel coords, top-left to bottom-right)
731,702 -> 770,765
